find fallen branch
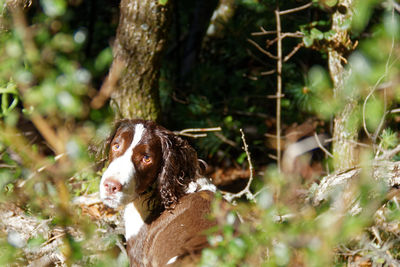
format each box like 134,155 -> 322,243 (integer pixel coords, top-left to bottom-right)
312,160 -> 400,205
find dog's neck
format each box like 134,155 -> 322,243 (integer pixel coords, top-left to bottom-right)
124,190 -> 161,240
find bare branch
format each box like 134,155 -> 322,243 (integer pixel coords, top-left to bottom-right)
174,127 -> 222,139
376,144 -> 400,161
267,93 -> 285,99
223,129 -> 255,202
261,69 -> 276,75
314,132 -> 333,158
275,8 -> 283,172
247,38 -> 277,59
279,2 -> 313,16
283,42 -> 304,62
251,26 -> 276,36
281,32 -> 304,38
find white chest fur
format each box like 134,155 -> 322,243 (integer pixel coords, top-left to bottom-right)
124,203 -> 145,240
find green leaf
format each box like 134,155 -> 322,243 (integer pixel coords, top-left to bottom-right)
310,28 -> 324,40
303,36 -> 314,48
323,30 -> 336,40
324,0 -> 338,7
158,0 -> 168,5
94,47 -> 113,72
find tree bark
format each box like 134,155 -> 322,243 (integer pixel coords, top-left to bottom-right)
111,0 -> 172,121
328,0 -> 357,171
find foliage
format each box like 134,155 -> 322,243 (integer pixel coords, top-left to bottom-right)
0,0 -> 400,266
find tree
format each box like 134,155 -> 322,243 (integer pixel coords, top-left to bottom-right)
93,0 -> 173,121
328,0 -> 358,171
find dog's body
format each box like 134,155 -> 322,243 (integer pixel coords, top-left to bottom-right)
99,119 -> 216,266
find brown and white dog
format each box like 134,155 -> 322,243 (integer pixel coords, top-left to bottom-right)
99,119 -> 216,266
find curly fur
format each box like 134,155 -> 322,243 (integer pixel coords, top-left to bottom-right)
155,126 -> 200,209
103,119 -> 203,210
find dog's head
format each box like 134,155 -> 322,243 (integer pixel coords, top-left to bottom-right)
99,119 -> 201,210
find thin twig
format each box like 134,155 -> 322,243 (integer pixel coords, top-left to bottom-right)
247,38 -> 277,59
263,32 -> 304,49
275,7 -> 282,172
314,132 -> 333,158
267,93 -> 285,99
40,232 -> 66,248
376,144 -> 400,161
261,69 -> 276,75
174,127 -> 221,139
223,129 -> 255,202
283,42 -> 304,62
279,2 -> 313,15
251,26 -> 277,36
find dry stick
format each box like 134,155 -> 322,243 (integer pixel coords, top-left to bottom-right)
275,7 -> 283,172
279,2 -> 313,15
314,132 -> 333,158
223,129 -> 255,202
174,127 -> 222,139
376,143 -> 400,161
265,32 -> 304,48
261,69 -> 276,75
251,26 -> 277,36
284,42 -> 304,62
247,38 -> 278,59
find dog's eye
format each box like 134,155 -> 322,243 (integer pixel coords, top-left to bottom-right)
142,155 -> 152,164
111,143 -> 120,151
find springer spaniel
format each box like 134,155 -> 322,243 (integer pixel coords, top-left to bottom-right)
99,119 -> 216,266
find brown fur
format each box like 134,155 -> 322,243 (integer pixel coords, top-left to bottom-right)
127,191 -> 215,267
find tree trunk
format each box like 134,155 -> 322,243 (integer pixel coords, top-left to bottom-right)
328,0 -> 357,171
111,0 -> 172,121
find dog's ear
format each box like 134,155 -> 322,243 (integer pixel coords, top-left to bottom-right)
156,128 -> 200,209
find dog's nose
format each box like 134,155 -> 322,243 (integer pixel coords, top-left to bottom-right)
103,178 -> 122,194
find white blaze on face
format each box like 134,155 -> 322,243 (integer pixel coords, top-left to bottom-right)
100,124 -> 145,207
